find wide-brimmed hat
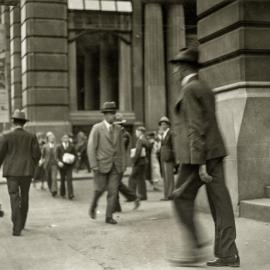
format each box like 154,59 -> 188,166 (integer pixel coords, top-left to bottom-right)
101,101 -> 117,113
12,109 -> 29,122
114,112 -> 127,125
159,116 -> 171,126
169,47 -> 199,65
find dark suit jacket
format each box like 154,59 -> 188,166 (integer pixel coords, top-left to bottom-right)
87,121 -> 126,174
174,76 -> 227,165
41,143 -> 59,169
0,127 -> 41,177
160,129 -> 175,163
132,136 -> 149,167
57,143 -> 76,168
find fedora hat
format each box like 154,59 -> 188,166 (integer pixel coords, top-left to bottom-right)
136,126 -> 146,133
114,112 -> 127,125
159,116 -> 171,126
12,109 -> 29,122
101,101 -> 117,113
170,47 -> 199,65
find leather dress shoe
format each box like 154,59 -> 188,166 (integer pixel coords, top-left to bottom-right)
133,199 -> 140,210
105,217 -> 117,225
12,231 -> 21,237
89,209 -> 96,219
207,255 -> 240,267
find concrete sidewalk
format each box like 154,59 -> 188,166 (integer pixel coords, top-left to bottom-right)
0,179 -> 270,270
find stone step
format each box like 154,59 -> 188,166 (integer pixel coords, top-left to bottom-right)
264,186 -> 270,198
240,198 -> 270,222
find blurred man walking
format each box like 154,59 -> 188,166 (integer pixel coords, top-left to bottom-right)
0,110 -> 41,236
170,48 -> 239,267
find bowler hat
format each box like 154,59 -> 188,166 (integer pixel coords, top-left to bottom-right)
12,109 -> 29,122
101,101 -> 117,113
170,47 -> 199,65
159,116 -> 171,126
114,112 -> 127,125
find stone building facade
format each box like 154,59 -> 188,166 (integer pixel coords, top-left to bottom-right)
1,0 -> 270,213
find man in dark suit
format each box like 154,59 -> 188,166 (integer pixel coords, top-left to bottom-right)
88,102 -> 126,225
170,48 -> 239,267
159,116 -> 175,200
57,134 -> 76,200
0,110 -> 41,236
113,113 -> 140,213
128,126 -> 149,200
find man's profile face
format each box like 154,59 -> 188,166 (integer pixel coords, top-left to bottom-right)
62,135 -> 69,143
104,112 -> 116,124
135,130 -> 142,138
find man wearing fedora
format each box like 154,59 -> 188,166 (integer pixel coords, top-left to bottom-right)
169,48 -> 240,267
0,110 -> 41,236
113,112 -> 140,213
87,102 -> 126,224
159,116 -> 176,201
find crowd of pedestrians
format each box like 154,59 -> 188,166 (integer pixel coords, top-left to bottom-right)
0,47 -> 240,268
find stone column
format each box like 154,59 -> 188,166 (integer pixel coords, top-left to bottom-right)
166,4 -> 186,121
197,0 -> 270,212
99,36 -> 114,106
68,38 -> 77,112
119,37 -> 132,111
10,5 -> 22,111
132,0 -> 144,122
21,0 -> 71,138
1,7 -> 11,122
84,50 -> 96,110
144,3 -> 166,130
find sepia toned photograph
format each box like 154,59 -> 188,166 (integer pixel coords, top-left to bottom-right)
0,0 -> 269,269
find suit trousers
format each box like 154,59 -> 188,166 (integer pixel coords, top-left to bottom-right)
128,164 -> 147,200
114,175 -> 137,212
45,165 -> 58,194
60,166 -> 74,198
7,177 -> 32,233
161,161 -> 175,199
93,165 -> 120,218
174,158 -> 238,258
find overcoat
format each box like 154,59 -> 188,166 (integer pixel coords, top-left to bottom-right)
174,76 -> 227,165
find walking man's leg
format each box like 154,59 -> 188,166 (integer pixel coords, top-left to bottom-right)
51,165 -> 58,197
106,166 -> 120,224
206,158 -> 239,267
59,169 -> 66,197
89,171 -> 106,219
19,177 -> 32,230
7,177 -> 22,236
66,166 -> 74,199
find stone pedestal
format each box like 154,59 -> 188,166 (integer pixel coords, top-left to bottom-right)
197,0 -> 270,213
166,4 -> 186,121
21,0 -> 71,138
119,38 -> 132,111
10,5 -> 22,111
144,3 -> 166,130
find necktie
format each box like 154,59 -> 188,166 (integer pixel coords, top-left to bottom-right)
109,125 -> 114,141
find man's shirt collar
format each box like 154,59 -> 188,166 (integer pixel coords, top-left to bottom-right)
181,73 -> 197,87
103,120 -> 112,131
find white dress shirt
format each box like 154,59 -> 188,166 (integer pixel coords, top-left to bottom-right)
181,73 -> 197,87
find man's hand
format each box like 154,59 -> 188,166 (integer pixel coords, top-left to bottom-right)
199,165 -> 213,183
92,167 -> 99,173
58,161 -> 64,168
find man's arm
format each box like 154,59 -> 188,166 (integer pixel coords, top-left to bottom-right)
31,135 -> 41,164
184,87 -> 206,165
87,125 -> 99,171
133,139 -> 143,165
185,87 -> 213,183
0,134 -> 7,167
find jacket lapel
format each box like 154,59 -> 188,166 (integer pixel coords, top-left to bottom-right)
102,122 -> 113,144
